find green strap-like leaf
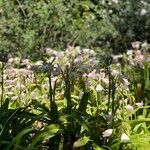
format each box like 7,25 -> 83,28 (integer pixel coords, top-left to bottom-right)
6,128 -> 33,150
27,124 -> 60,149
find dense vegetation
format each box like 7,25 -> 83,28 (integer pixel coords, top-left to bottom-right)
0,0 -> 150,56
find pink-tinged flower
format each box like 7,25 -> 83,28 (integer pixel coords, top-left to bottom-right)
101,78 -> 109,85
121,133 -> 130,143
21,59 -> 29,65
125,104 -> 133,112
135,102 -> 144,108
102,129 -> 113,138
134,50 -> 144,64
83,73 -> 87,78
86,70 -> 97,79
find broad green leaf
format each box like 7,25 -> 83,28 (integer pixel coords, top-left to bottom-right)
78,92 -> 89,113
131,133 -> 150,150
73,136 -> 90,148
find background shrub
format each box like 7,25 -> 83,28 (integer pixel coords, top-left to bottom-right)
0,0 -> 150,57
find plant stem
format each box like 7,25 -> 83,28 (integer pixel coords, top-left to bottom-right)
48,73 -> 53,103
64,67 -> 72,113
1,61 -> 4,107
107,66 -> 111,114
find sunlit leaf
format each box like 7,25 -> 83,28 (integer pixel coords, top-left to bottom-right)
73,136 -> 90,148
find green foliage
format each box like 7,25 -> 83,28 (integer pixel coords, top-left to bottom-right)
0,0 -> 115,56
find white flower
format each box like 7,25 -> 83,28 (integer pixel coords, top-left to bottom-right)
108,1 -> 112,5
45,48 -> 55,56
11,96 -> 18,101
141,1 -> 147,6
135,102 -> 144,108
111,54 -> 123,61
83,48 -> 90,54
125,104 -> 133,112
121,133 -> 130,143
96,84 -> 103,92
131,41 -> 141,50
102,0 -> 105,5
102,129 -> 113,138
141,41 -> 148,48
109,9 -> 113,14
108,112 -> 112,115
8,58 -> 14,63
141,9 -> 147,16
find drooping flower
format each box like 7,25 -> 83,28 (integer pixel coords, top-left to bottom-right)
121,133 -> 130,143
111,54 -> 123,63
96,84 -> 103,92
131,41 -> 141,50
127,50 -> 133,56
102,129 -> 113,138
135,102 -> 144,108
122,78 -> 130,86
